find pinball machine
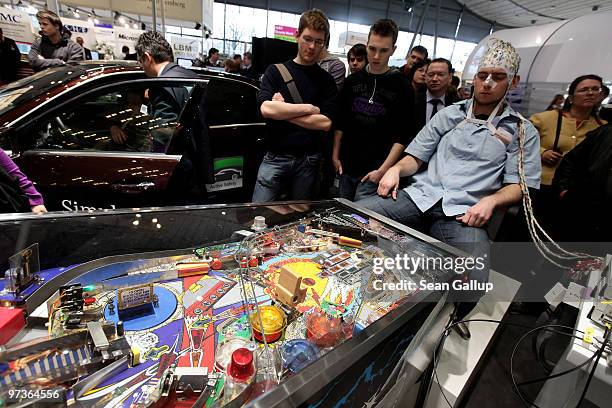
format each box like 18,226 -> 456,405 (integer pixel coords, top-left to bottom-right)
0,200 -> 462,407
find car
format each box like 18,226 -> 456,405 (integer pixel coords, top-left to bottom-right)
0,61 -> 266,211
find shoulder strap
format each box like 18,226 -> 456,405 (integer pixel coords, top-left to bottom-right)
552,110 -> 563,152
274,63 -> 303,104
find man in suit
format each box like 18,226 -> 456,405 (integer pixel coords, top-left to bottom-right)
414,58 -> 459,133
135,31 -> 213,203
240,51 -> 257,79
76,37 -> 92,60
0,28 -> 21,84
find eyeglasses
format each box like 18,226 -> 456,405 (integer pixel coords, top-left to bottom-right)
302,36 -> 325,47
575,87 -> 602,94
476,72 -> 508,81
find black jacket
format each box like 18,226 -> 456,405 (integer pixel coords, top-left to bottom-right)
240,65 -> 257,80
154,63 -> 214,197
553,123 -> 612,208
83,47 -> 92,60
414,89 -> 460,134
0,36 -> 20,83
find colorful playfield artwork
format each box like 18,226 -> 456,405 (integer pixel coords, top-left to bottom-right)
260,253 -> 362,318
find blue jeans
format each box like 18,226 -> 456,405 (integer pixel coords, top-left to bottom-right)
252,152 -> 321,202
338,174 -> 379,201
357,191 -> 490,303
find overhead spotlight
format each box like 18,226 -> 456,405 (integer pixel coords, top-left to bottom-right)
194,22 -> 202,30
94,18 -> 100,24
123,23 -> 129,29
530,19 -> 537,24
408,7 -> 413,13
132,23 -> 138,29
592,5 -> 600,11
119,17 -> 126,24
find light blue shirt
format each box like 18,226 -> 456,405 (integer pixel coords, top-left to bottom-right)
404,99 -> 541,216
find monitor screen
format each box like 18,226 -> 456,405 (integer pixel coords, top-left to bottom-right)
177,58 -> 193,68
17,43 -> 31,54
90,50 -> 100,60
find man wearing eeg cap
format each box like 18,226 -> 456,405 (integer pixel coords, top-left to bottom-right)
357,38 -> 541,313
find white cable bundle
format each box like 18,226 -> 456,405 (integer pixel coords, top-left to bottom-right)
515,116 -> 600,268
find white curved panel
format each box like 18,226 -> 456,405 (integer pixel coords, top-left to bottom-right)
461,20 -> 565,82
529,11 -> 612,83
461,11 -> 612,115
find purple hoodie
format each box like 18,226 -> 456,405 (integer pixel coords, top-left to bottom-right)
0,148 -> 44,207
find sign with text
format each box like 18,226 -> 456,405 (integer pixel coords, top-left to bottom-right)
274,25 -> 297,43
62,17 -> 97,49
63,1 -> 203,22
170,36 -> 201,60
0,6 -> 34,44
114,26 -> 144,58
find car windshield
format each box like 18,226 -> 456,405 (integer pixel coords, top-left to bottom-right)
0,66 -> 91,118
0,63 -> 142,120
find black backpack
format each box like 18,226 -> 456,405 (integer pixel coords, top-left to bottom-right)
0,165 -> 31,213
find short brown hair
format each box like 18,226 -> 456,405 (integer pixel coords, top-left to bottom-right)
36,10 -> 63,30
298,9 -> 330,45
224,59 -> 240,73
369,19 -> 399,45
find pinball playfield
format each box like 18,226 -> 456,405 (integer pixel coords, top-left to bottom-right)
0,203 -> 455,407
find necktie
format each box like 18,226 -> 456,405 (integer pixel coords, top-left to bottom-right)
429,99 -> 442,119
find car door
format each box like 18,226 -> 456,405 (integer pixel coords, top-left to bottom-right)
204,77 -> 266,203
11,79 -> 206,211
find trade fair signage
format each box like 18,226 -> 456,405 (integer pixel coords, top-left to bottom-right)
274,25 -> 297,43
170,36 -> 201,60
62,17 -> 97,49
62,0 -> 204,22
114,26 -> 145,58
0,6 -> 34,44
